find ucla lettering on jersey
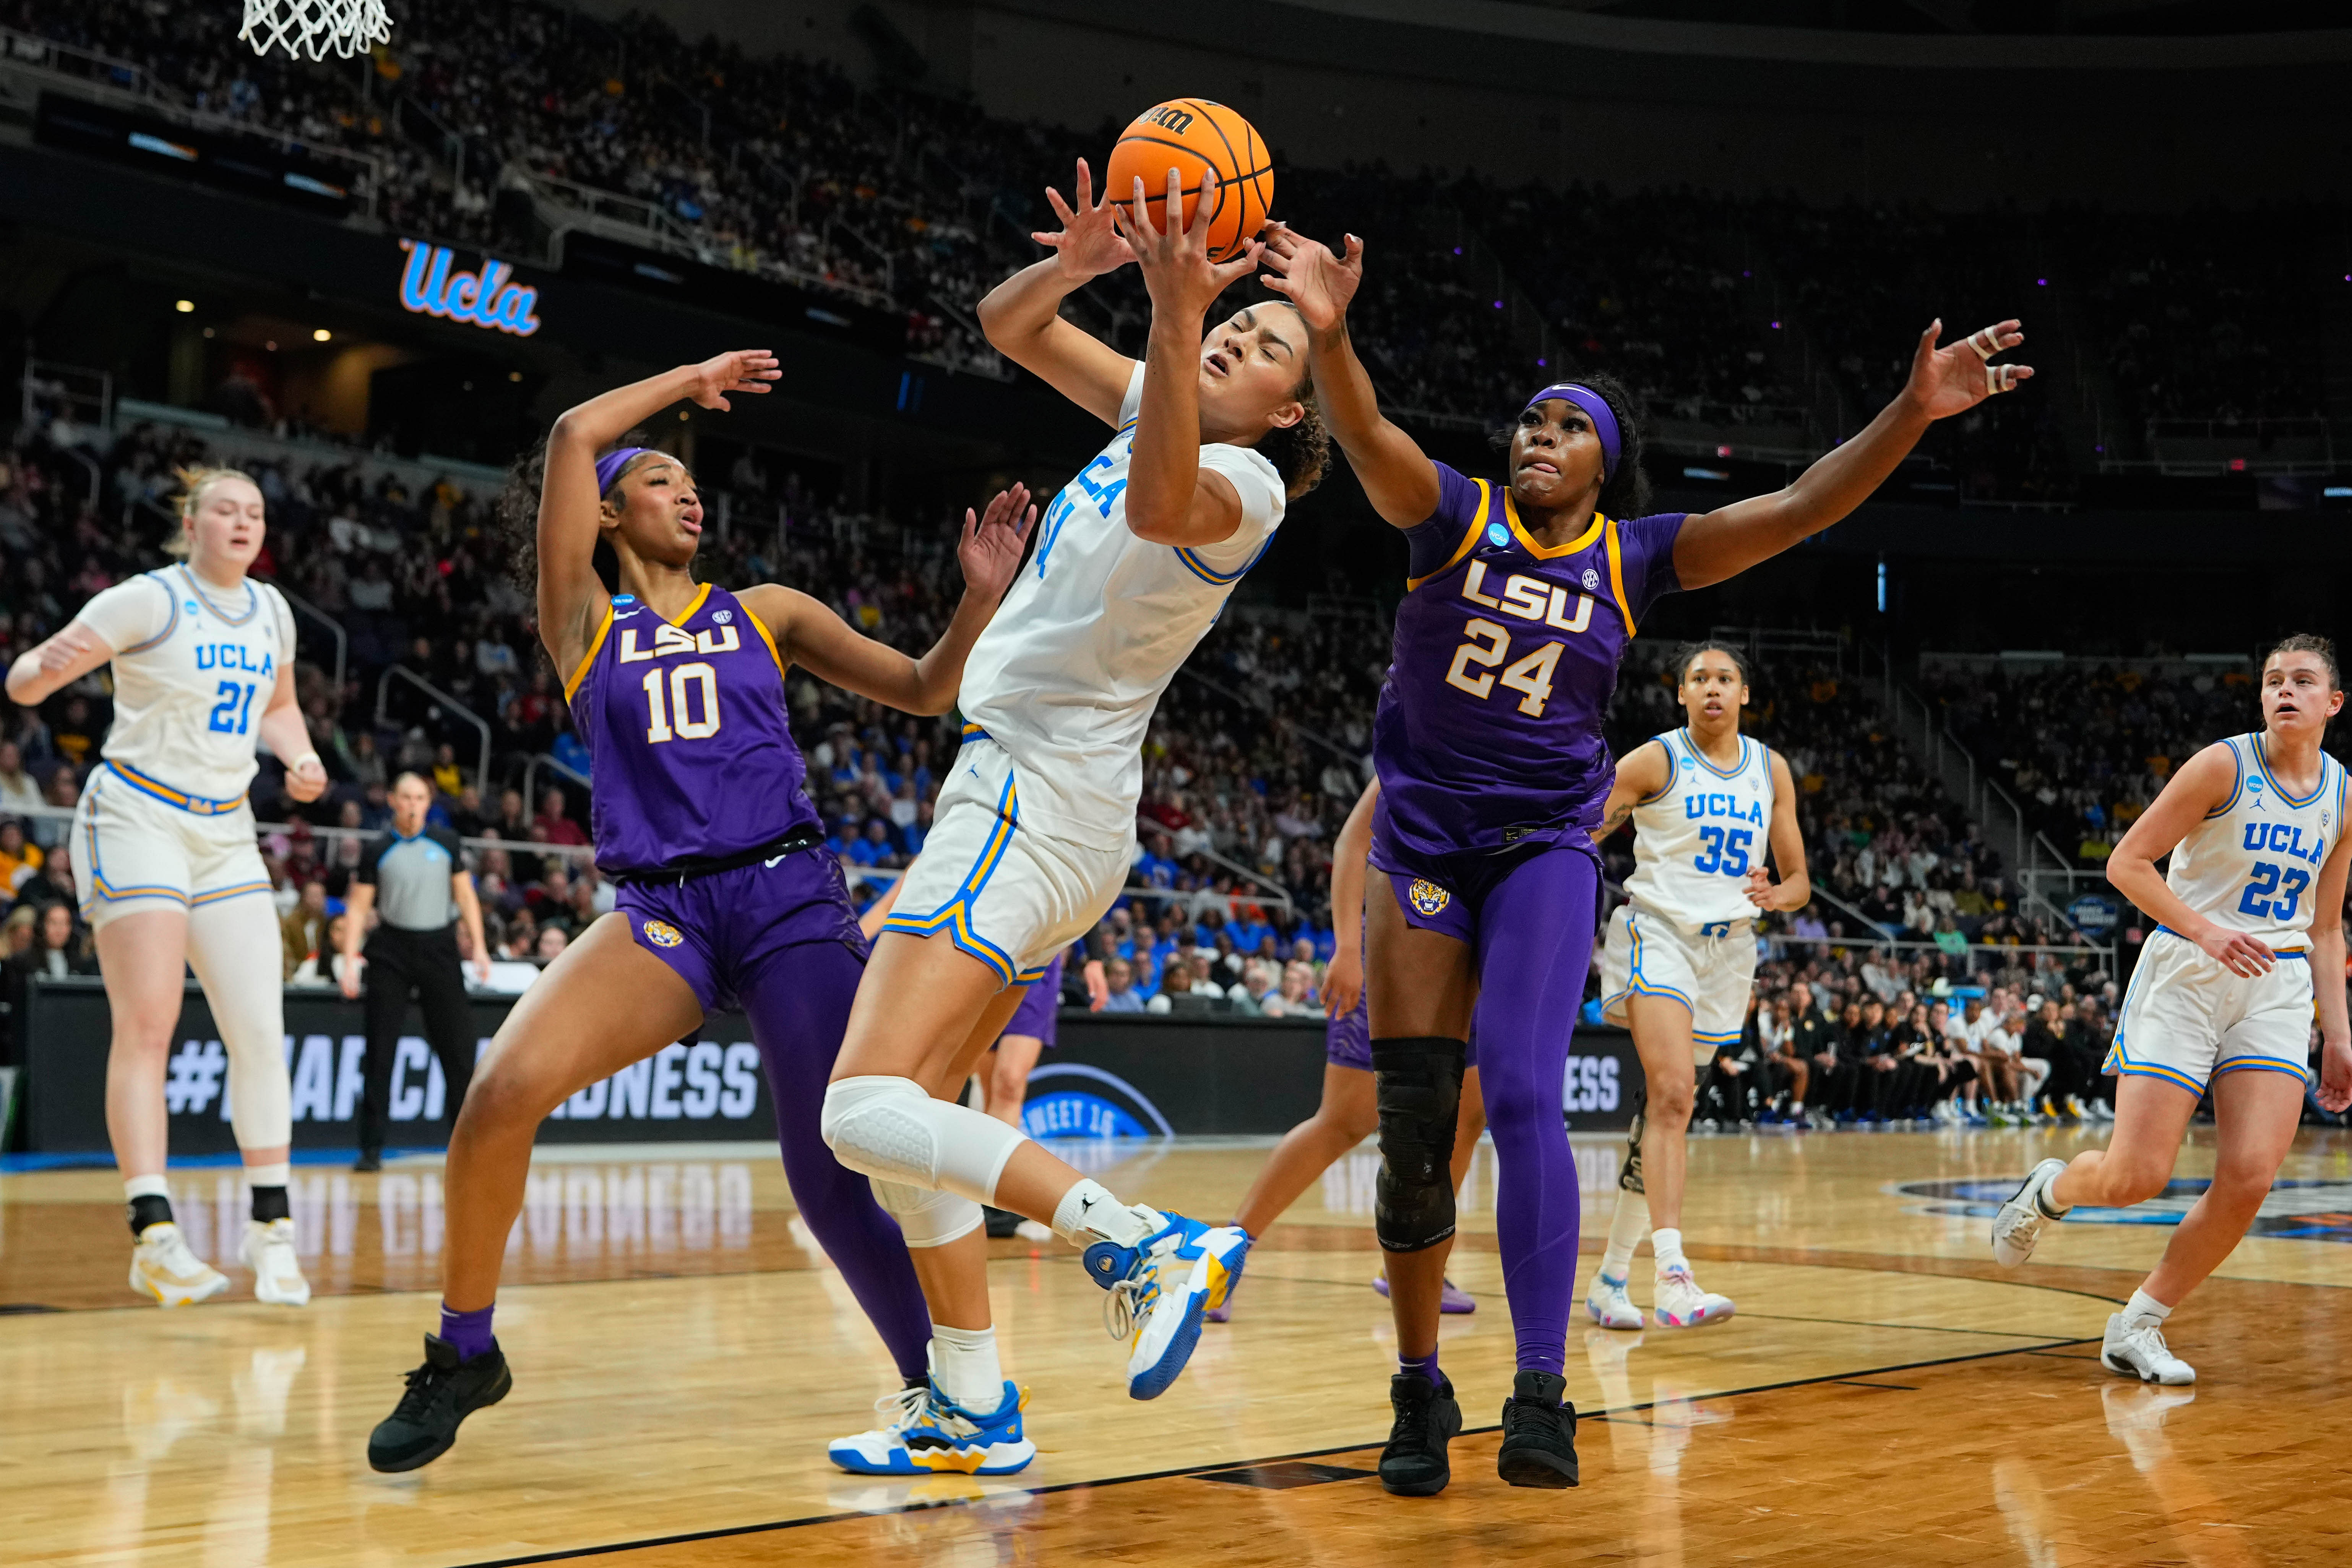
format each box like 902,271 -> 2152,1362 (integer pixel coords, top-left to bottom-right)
2161,733 -> 2347,950
1620,729 -> 1776,933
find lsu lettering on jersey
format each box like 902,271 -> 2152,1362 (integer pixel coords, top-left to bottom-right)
75,565 -> 295,805
954,363 -> 1286,850
2107,733 -> 2346,1093
1371,464 -> 1683,863
1621,730 -> 1777,932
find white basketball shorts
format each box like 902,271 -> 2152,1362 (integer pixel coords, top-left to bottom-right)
2106,926 -> 2315,1093
73,760 -> 271,931
881,738 -> 1128,987
1598,903 -> 1757,1061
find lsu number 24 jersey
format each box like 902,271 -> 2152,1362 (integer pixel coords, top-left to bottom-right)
1371,465 -> 1683,861
1621,729 -> 1778,932
2107,732 -> 2347,1092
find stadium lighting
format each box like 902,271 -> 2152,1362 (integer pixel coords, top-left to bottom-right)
174,299 -> 194,313
313,328 -> 331,342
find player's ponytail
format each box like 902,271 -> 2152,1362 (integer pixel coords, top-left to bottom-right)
164,465 -> 260,558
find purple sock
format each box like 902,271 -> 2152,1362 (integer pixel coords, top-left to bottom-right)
1399,1349 -> 1443,1389
440,1302 -> 496,1361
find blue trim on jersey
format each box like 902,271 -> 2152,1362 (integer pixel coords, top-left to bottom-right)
881,771 -> 1026,985
79,773 -> 191,915
190,880 -> 272,907
2203,737 -> 2245,820
1622,913 -> 1696,1016
119,571 -> 181,655
2151,923 -> 2308,959
1678,729 -> 1751,781
1174,531 -> 1275,587
101,759 -> 247,816
2213,1056 -> 2315,1086
176,564 -> 261,627
961,723 -> 991,743
1634,734 -> 1678,806
2246,731 -> 2328,809
2102,1039 -> 2208,1098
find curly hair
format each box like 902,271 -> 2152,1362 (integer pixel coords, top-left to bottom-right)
162,465 -> 260,558
1259,388 -> 1331,500
496,431 -> 679,598
1486,370 -> 1652,519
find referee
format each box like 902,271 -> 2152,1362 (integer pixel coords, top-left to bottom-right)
340,772 -> 491,1171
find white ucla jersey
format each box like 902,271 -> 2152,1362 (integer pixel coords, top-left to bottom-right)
1621,728 -> 1775,932
957,363 -> 1286,850
73,565 -> 295,806
2163,733 -> 2347,950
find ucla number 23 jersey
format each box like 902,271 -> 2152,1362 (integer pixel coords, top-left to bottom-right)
2163,732 -> 2347,951
1621,729 -> 1776,932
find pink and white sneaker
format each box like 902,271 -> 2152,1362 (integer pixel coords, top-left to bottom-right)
1652,1266 -> 1735,1329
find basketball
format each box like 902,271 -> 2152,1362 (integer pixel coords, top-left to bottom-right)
1105,99 -> 1274,261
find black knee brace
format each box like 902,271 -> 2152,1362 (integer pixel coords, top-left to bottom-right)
1371,1036 -> 1466,1253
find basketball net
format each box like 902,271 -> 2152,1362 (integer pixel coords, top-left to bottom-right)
239,0 -> 393,60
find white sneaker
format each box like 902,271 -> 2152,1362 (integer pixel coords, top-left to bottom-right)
1652,1265 -> 1735,1328
2102,1313 -> 2195,1385
1083,1208 -> 1247,1401
1584,1270 -> 1643,1330
129,1222 -> 230,1307
1991,1158 -> 2070,1268
240,1218 -> 312,1306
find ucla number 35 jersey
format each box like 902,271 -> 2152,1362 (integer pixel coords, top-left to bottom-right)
1620,730 -> 1775,932
2164,733 -> 2347,950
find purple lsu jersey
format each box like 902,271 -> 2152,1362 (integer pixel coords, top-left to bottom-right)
1372,464 -> 1683,860
565,584 -> 820,876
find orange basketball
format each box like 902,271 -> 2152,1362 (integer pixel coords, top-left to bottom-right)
1105,99 -> 1274,263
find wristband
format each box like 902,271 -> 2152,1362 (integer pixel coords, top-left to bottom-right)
291,751 -> 322,771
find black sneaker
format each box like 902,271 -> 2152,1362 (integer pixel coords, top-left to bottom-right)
367,1335 -> 513,1473
1377,1373 -> 1461,1496
1496,1369 -> 1579,1488
353,1151 -> 383,1173
984,1206 -> 1021,1239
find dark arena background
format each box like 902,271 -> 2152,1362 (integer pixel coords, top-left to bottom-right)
3,2 -> 2351,1563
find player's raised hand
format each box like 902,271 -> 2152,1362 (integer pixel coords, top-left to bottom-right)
957,482 -> 1036,602
1258,224 -> 1364,334
1034,159 -> 1136,282
686,350 -> 781,411
1117,165 -> 1262,320
1903,319 -> 2033,422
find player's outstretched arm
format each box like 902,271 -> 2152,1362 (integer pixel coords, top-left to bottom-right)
1118,166 -> 1266,549
981,159 -> 1139,426
1672,319 -> 2031,591
2107,742 -> 2276,978
1746,750 -> 1812,913
1595,739 -> 1670,843
537,352 -> 779,666
740,484 -> 1034,716
1260,225 -> 1440,528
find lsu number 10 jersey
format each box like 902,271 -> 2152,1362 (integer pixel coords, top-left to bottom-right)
2108,733 -> 2349,1093
1598,730 -> 1774,1054
1371,464 -> 1683,866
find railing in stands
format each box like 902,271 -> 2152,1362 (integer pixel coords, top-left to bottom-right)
266,580 -> 347,695
520,751 -> 591,817
375,666 -> 491,793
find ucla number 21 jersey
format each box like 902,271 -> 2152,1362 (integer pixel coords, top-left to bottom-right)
2164,733 -> 2347,951
1620,729 -> 1775,932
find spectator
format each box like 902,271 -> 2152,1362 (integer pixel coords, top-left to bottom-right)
1100,958 -> 1146,1013
279,879 -> 330,981
0,819 -> 41,896
0,741 -> 40,815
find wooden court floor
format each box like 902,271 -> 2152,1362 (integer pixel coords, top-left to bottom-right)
6,1125 -> 2351,1566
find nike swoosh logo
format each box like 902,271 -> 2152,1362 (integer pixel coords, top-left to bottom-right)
765,856 -> 786,868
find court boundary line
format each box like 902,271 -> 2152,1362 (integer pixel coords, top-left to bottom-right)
439,1335 -> 2098,1568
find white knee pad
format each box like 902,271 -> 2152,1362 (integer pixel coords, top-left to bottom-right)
871,1179 -> 984,1248
821,1075 -> 1028,1205
185,894 -> 292,1150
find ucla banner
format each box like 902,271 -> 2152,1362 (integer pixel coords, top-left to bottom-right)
397,238 -> 543,336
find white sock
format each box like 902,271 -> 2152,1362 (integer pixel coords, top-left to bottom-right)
244,1162 -> 291,1191
1789,1101 -> 1804,1116
1652,1226 -> 1689,1275
124,1174 -> 171,1202
1050,1179 -> 1151,1247
2123,1288 -> 2173,1328
928,1322 -> 1003,1411
1600,1190 -> 1649,1279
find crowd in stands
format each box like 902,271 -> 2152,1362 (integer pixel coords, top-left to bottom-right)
8,0 -> 2332,480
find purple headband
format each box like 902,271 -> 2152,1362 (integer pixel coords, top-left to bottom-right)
1522,384 -> 1622,484
594,446 -> 656,496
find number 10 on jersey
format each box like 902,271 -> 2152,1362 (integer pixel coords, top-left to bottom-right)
641,662 -> 721,742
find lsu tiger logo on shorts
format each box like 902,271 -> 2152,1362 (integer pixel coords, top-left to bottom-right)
1408,879 -> 1452,916
641,919 -> 685,948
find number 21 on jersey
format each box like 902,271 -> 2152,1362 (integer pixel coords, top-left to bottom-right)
642,662 -> 721,742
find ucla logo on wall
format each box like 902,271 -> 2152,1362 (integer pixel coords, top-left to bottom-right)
397,238 -> 542,336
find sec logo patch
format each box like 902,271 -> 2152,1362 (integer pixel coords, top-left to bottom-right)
1408,879 -> 1451,917
642,919 -> 685,948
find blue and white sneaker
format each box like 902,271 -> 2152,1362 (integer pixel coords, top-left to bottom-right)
1083,1207 -> 1249,1400
827,1378 -> 1035,1476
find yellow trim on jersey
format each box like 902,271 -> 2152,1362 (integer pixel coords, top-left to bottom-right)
1680,728 -> 1751,780
101,760 -> 247,816
663,582 -> 714,629
1604,515 -> 1636,636
1404,478 -> 1492,592
2248,730 -> 2328,808
745,601 -> 789,679
1501,490 -> 1605,561
564,603 -> 616,703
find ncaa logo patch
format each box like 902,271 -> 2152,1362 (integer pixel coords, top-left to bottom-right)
641,919 -> 685,948
1486,522 -> 1510,547
1408,879 -> 1452,916
1581,568 -> 1600,590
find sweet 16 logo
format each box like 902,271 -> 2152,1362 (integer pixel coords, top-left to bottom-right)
397,238 -> 543,336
